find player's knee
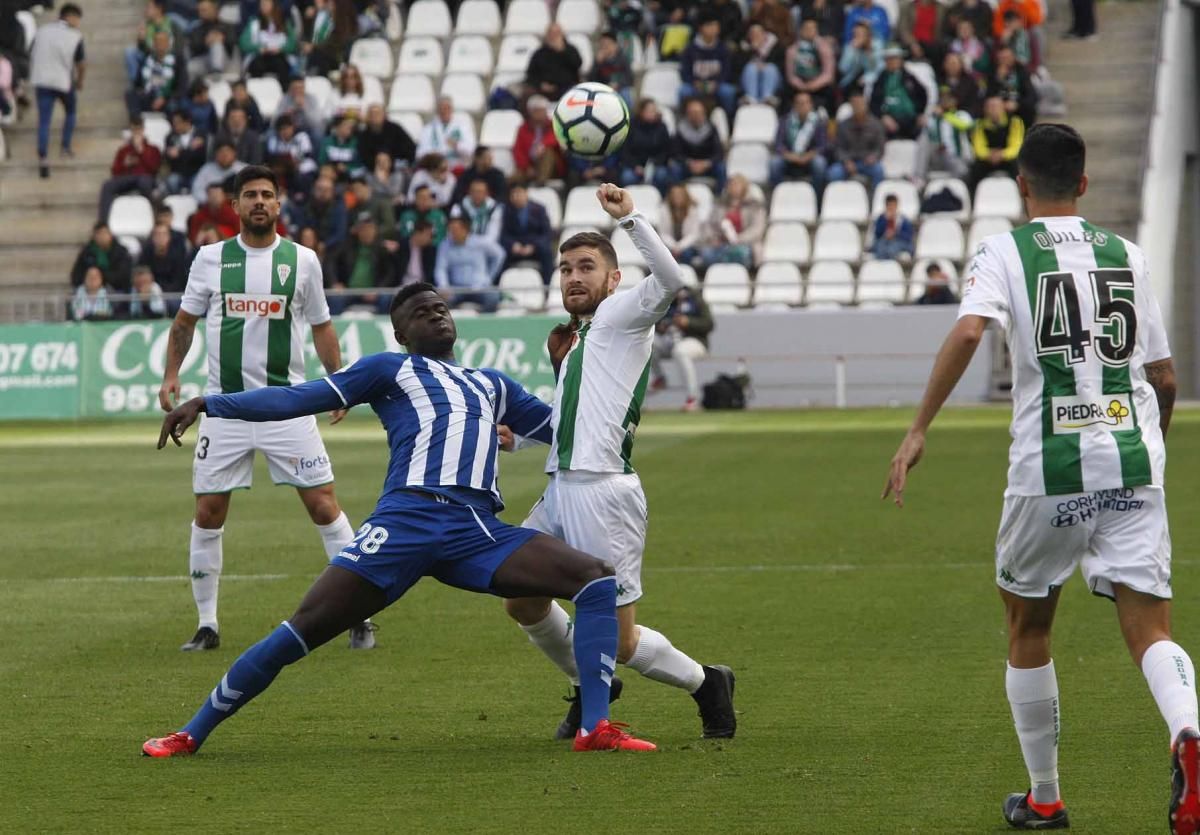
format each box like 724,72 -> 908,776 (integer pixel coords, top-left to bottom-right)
303,490 -> 341,525
504,596 -> 552,625
193,498 -> 228,528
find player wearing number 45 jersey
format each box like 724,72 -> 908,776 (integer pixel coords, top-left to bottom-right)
160,165 -> 374,652
884,124 -> 1199,833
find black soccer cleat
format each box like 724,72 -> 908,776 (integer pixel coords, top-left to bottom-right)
692,664 -> 736,739
554,677 -> 624,740
1171,728 -> 1200,834
180,626 -> 220,652
1002,791 -> 1070,830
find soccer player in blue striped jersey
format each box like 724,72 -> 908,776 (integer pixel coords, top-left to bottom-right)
142,282 -> 656,756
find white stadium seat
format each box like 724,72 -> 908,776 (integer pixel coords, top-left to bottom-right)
685,183 -> 715,223
835,101 -> 853,123
163,194 -> 197,233
769,181 -> 818,225
207,79 -> 232,118
857,260 -> 907,305
391,111 -> 427,143
406,0 -> 453,38
703,264 -> 752,309
362,75 -> 386,109
388,73 -> 437,114
491,148 -> 515,175
446,36 -> 494,75
610,228 -> 646,269
499,267 -> 546,310
568,33 -> 594,75
398,37 -> 445,76
505,0 -> 552,35
877,0 -> 900,26
557,0 -> 601,34
141,113 -> 170,149
109,195 -> 155,239
762,222 -> 812,265
923,177 -> 972,222
563,187 -> 614,229
870,179 -> 920,220
915,216 -> 966,261
905,61 -> 939,115
246,76 -> 283,119
975,177 -> 1023,220
622,185 -> 661,220
820,180 -> 870,224
118,235 -> 142,261
440,74 -> 486,114
491,71 -> 524,92
730,104 -> 778,145
304,75 -> 336,120
480,109 -> 524,149
496,34 -> 541,74
710,108 -> 730,146
812,221 -> 863,262
349,38 -> 395,79
638,66 -> 682,108
753,262 -> 803,308
455,0 -> 502,36
805,260 -> 856,306
881,139 -> 918,179
385,0 -> 404,41
527,187 -> 562,228
967,217 -> 1014,254
726,143 -> 770,185
677,264 -> 700,288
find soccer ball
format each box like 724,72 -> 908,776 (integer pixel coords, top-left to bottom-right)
552,82 -> 630,160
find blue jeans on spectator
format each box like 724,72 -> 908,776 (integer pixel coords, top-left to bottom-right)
827,158 -> 884,191
452,290 -> 500,314
678,82 -> 738,119
668,159 -> 726,192
618,164 -> 674,194
871,238 -> 914,261
124,46 -> 144,83
740,63 -> 782,103
769,154 -> 828,192
699,243 -> 753,270
36,86 -> 76,159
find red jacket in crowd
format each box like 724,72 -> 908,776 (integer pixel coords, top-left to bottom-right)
188,200 -> 240,244
512,118 -> 566,176
111,140 -> 162,177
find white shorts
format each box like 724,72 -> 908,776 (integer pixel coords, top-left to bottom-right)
996,485 -> 1171,600
192,414 -> 335,494
523,471 -> 647,606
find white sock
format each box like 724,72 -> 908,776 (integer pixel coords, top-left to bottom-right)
1006,660 -> 1061,805
316,511 -> 355,559
1141,640 -> 1200,744
625,625 -> 706,693
521,601 -> 579,685
190,523 -> 223,631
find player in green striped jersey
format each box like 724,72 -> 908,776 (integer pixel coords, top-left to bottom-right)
883,125 -> 1200,833
159,166 -> 375,653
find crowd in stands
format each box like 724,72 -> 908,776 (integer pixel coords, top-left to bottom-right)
20,0 -> 1070,321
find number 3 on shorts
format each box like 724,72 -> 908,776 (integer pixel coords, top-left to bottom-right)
351,522 -> 389,555
196,436 -> 210,460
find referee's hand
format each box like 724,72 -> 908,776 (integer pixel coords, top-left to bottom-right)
158,397 -> 205,449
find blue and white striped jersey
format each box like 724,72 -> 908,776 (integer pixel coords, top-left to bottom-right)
204,351 -> 553,510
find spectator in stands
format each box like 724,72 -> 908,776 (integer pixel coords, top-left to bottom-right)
397,184 -> 448,245
619,98 -> 673,192
319,113 -> 363,181
994,0 -> 1043,43
589,32 -> 634,106
301,174 -> 349,252
870,194 -> 915,260
969,95 -> 1024,189
705,0 -> 746,42
215,104 -> 264,165
265,113 -> 318,196
785,16 -> 835,113
567,151 -> 621,189
294,225 -> 324,263
500,183 -> 554,285
940,52 -> 980,117
679,15 -> 738,119
30,3 -> 85,178
154,204 -> 190,255
125,29 -> 176,121
699,174 -> 765,270
189,182 -> 239,243
124,0 -> 179,84
164,110 -> 208,194
140,222 -> 190,294
998,10 -> 1034,69
451,146 -> 508,206
407,152 -> 457,207
513,95 -> 566,186
98,118 -> 161,221
843,0 -> 890,45
187,0 -> 234,79
736,23 -> 785,107
656,184 -> 706,267
943,0 -> 994,47
914,262 -> 958,304
828,91 -> 885,189
358,103 -> 416,174
797,0 -> 846,42
393,220 -> 437,288
898,0 -> 945,66
279,76 -> 327,141
72,266 -> 114,321
240,0 -> 298,88
435,213 -> 505,313
71,222 -> 133,292
328,211 -> 394,313
368,151 -> 407,205
333,63 -> 373,118
525,23 -> 582,102
302,0 -> 359,77
458,179 -> 503,244
869,46 -> 929,140
0,53 -> 14,121
347,174 -> 395,232
988,45 -> 1038,127
417,96 -> 476,174
770,91 -> 827,190
838,21 -> 882,97
183,79 -> 220,135
949,19 -> 990,77
226,78 -> 267,132
1064,0 -> 1097,40
191,221 -> 224,254
651,287 -> 713,412
748,0 -> 794,45
191,140 -> 246,201
671,97 -> 726,191
915,87 -> 974,182
128,264 -> 167,319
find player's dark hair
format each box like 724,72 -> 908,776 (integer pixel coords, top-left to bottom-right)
233,165 -> 279,197
1017,123 -> 1086,201
560,231 -> 618,270
60,3 -> 83,18
390,282 -> 437,315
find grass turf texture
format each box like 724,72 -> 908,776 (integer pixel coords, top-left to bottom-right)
3,407 -> 1199,833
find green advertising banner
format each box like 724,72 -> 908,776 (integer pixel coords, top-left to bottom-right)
0,316 -> 561,421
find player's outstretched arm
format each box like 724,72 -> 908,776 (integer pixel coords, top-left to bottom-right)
882,314 -> 988,507
597,183 -> 685,295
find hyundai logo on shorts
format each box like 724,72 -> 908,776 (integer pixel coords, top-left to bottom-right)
1052,513 -> 1080,528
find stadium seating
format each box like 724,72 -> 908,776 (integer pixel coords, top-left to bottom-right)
568,33 -> 594,75
385,0 -> 404,41
677,264 -> 700,287
915,216 -> 966,261
563,187 -> 615,229
398,37 -> 445,76
754,262 -> 803,308
528,187 -> 563,228
805,260 -> 856,306
496,35 -> 541,74
923,177 -> 972,222
163,194 -> 198,233
768,181 -> 818,225
975,177 -> 1023,220
763,222 -> 812,265
440,74 -> 487,114
870,179 -> 920,220
305,75 -> 336,120
967,217 -> 1014,253
703,264 -> 752,309
388,74 -> 437,115
557,0 -> 601,34
479,109 -> 523,149
446,36 -> 494,75
504,0 -> 552,35
639,66 -> 682,108
207,80 -> 232,118
392,111 -> 426,143
118,235 -> 142,260
361,75 -> 386,109
812,221 -> 863,262
246,76 -> 283,119
857,260 -> 907,306
820,181 -> 870,224
610,227 -> 646,268
730,104 -> 778,145
349,38 -> 395,80
406,0 -> 454,38
16,9 -> 35,50
881,140 -> 917,180
685,183 -> 715,223
727,143 -> 770,185
623,185 -> 662,220
109,196 -> 155,239
142,113 -> 171,149
455,0 -> 503,36
499,267 -> 545,309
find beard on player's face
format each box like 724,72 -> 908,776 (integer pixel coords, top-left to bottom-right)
560,251 -> 617,315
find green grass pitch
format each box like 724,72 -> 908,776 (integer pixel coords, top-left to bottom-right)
3,407 -> 1199,833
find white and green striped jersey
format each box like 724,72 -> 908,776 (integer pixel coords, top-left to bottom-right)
546,212 -> 685,475
959,215 -> 1169,496
180,235 -> 330,394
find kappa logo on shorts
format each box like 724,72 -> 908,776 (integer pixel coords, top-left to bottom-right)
1052,393 -> 1134,434
225,293 -> 288,320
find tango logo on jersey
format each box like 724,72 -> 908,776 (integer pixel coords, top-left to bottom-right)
1051,393 -> 1133,434
225,293 -> 287,319
276,263 -> 292,286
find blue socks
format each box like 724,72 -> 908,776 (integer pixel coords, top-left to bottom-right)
571,577 -> 618,734
183,622 -> 308,746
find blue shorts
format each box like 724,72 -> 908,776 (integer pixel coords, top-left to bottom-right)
330,490 -> 540,604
